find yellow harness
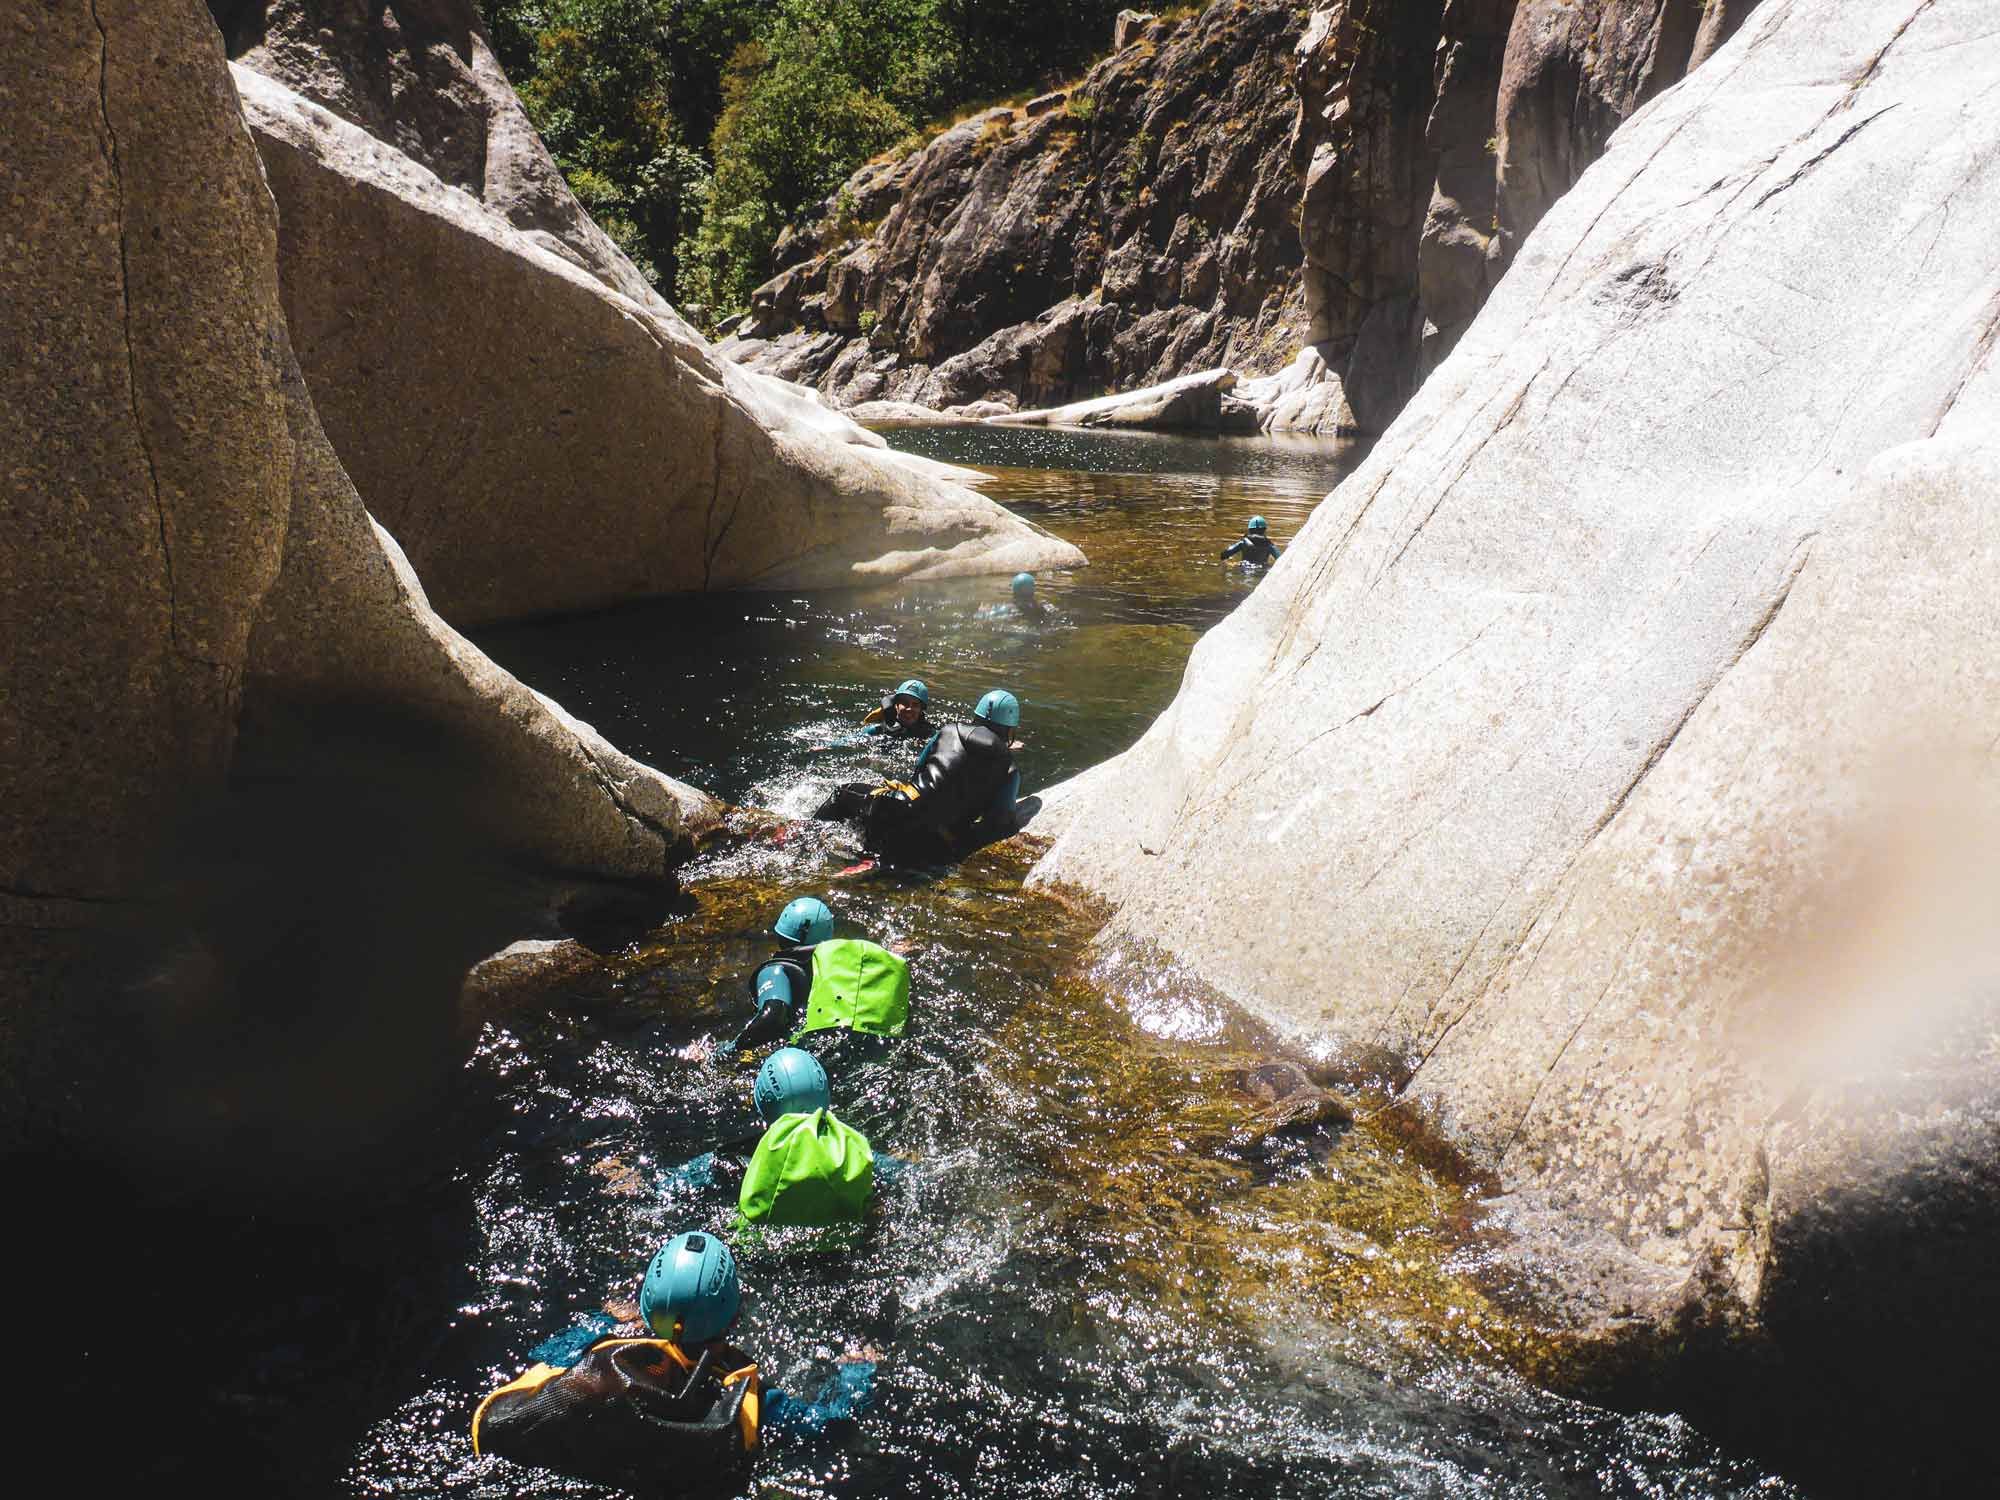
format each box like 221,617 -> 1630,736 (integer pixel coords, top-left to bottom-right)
472,1336 -> 760,1455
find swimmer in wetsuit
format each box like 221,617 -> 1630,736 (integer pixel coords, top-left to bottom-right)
808,679 -> 935,753
977,572 -> 1054,621
1221,515 -> 1282,567
474,1232 -> 879,1489
814,690 -> 1023,866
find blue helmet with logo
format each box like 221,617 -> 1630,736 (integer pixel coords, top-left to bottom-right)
773,896 -> 833,945
1011,572 -> 1036,599
892,678 -> 930,707
974,689 -> 1021,729
639,1232 -> 741,1345
1247,516 -> 1268,533
754,1047 -> 831,1122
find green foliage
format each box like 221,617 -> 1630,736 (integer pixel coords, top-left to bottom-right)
487,0 -> 1135,327
1121,128 -> 1156,197
1065,92 -> 1098,122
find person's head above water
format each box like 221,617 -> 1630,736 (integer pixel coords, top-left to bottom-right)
890,678 -> 929,723
773,896 -> 833,946
639,1231 -> 741,1346
1246,516 -> 1268,535
974,689 -> 1021,730
1011,572 -> 1036,601
754,1047 -> 831,1122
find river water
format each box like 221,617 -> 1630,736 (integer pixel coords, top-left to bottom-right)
332,428 -> 1796,1497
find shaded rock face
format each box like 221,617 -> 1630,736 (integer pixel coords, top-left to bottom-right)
208,0 -> 660,309
1034,0 -> 2000,1484
1287,0 -> 1761,423
724,1 -> 1312,412
1,0 -> 715,1181
730,0 -> 1758,436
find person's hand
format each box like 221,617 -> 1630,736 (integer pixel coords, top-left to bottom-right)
1009,739 -> 1024,751
840,1343 -> 883,1364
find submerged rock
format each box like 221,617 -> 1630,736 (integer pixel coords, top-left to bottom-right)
1035,0 -> 2000,1482
1234,1059 -> 1356,1134
1,0 -> 714,1174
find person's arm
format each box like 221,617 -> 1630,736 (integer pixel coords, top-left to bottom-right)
761,1352 -> 878,1436
525,1311 -> 623,1367
983,768 -> 1021,831
1221,538 -> 1247,560
914,730 -> 940,773
726,963 -> 801,1050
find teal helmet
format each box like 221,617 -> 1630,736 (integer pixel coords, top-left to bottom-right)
773,896 -> 833,945
1247,516 -> 1268,533
1011,571 -> 1036,598
639,1232 -> 740,1345
892,678 -> 930,707
974,689 -> 1021,729
754,1047 -> 830,1122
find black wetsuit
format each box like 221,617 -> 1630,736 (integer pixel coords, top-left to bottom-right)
872,723 -> 1018,862
1221,533 -> 1282,565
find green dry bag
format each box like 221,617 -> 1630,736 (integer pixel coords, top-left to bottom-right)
738,1109 -> 875,1227
794,938 -> 910,1041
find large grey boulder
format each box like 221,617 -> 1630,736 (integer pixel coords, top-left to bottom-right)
2,0 -> 715,1172
235,70 -> 1082,625
1034,0 -> 2000,1473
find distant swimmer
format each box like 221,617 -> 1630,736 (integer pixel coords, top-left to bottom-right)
977,571 -> 1054,621
1220,515 -> 1282,567
809,678 -> 936,753
474,1232 -> 880,1489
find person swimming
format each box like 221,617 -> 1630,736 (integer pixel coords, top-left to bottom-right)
1220,516 -> 1282,567
977,572 -> 1054,621
808,679 -> 935,753
813,690 -> 1023,866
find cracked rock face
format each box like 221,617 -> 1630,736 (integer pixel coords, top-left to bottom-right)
722,0 -> 1311,414
1033,0 -> 2000,1463
1,0 -> 716,1172
722,0 -> 1760,435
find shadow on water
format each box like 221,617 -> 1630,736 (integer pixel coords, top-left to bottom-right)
23,429 -> 1799,1496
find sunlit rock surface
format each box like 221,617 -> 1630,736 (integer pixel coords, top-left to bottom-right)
1,0 -> 716,1164
725,0 -> 1759,436
722,0 -> 1311,412
1035,0 -> 2000,1442
219,2 -> 1079,624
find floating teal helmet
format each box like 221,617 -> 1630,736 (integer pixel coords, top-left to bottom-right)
754,1047 -> 831,1122
639,1231 -> 740,1345
892,678 -> 930,707
974,689 -> 1021,729
1011,571 -> 1036,598
773,896 -> 833,945
1247,516 -> 1268,533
